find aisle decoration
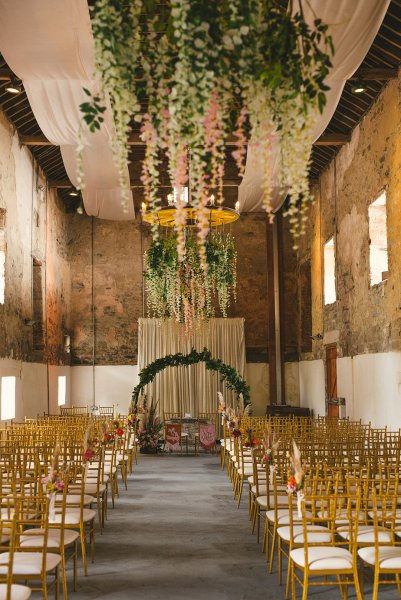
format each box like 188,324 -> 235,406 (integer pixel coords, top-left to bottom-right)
83,427 -> 97,462
287,440 -> 305,518
144,233 -> 236,331
42,446 -> 64,521
81,0 -> 334,249
262,427 -> 280,466
137,398 -> 164,453
132,348 -> 250,405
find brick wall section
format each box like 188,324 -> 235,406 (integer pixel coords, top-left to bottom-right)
297,74 -> 401,361
69,212 -> 269,365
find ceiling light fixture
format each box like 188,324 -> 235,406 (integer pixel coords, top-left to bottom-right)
5,78 -> 22,95
351,77 -> 367,95
143,186 -> 239,228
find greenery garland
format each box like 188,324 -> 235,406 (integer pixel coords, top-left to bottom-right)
81,0 -> 334,251
132,348 -> 250,406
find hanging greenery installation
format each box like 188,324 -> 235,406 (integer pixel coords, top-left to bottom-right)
80,0 -> 334,254
144,232 -> 236,331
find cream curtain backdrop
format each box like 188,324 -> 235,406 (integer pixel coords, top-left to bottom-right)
138,318 -> 246,416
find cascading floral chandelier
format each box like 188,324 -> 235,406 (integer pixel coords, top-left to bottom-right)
142,187 -> 239,332
80,0 -> 334,257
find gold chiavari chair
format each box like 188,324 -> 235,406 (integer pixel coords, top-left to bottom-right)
289,492 -> 363,600
358,489 -> 401,599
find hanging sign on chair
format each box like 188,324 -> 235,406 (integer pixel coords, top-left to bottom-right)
165,423 -> 181,451
199,423 -> 216,449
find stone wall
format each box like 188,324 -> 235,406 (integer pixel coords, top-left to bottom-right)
297,73 -> 401,363
69,212 -> 269,367
0,111 -> 70,366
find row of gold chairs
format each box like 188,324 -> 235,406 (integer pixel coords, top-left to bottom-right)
0,413 -> 139,598
221,415 -> 401,599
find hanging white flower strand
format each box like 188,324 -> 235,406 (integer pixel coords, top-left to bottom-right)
80,0 -> 334,254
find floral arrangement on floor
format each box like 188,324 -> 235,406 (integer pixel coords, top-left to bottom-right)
80,0 -> 334,254
137,397 -> 164,453
287,440 -> 305,517
144,233 -> 236,330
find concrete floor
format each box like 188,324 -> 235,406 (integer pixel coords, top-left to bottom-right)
73,454 -> 397,600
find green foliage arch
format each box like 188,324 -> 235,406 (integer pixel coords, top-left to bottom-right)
132,348 -> 250,406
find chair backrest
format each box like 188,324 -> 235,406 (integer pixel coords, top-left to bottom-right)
60,406 -> 88,416
99,406 -> 114,417
164,412 -> 181,422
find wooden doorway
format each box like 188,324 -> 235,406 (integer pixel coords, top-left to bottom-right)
326,345 -> 338,418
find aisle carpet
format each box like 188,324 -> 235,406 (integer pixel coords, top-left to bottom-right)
73,454 -> 395,600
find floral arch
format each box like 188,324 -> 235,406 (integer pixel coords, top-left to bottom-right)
132,348 -> 250,406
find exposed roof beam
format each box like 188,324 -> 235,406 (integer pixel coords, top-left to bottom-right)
314,133 -> 351,146
20,132 -> 242,146
349,67 -> 398,80
24,132 -> 353,150
0,68 -> 13,81
49,179 -> 240,189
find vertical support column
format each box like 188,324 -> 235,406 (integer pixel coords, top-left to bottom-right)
91,217 -> 96,408
266,214 -> 285,406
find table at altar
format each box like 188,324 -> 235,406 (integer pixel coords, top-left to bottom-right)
164,417 -> 217,453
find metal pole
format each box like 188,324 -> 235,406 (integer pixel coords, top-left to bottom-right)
272,219 -> 282,405
91,217 -> 96,408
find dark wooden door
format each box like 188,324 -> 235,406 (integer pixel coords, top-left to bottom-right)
326,345 -> 338,418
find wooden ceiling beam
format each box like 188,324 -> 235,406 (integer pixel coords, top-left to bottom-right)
0,68 -> 13,81
314,133 -> 351,146
349,67 -> 398,80
25,131 -> 353,150
49,179 -> 240,189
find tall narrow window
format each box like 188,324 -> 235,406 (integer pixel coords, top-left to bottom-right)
0,209 -> 5,304
324,237 -> 336,305
1,376 -> 16,420
58,375 -> 67,407
369,191 -> 388,286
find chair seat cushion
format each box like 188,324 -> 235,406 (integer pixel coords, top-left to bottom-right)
0,583 -> 31,600
0,552 -> 61,575
266,509 -> 312,525
278,525 -> 332,544
290,546 -> 353,571
358,545 -> 401,568
65,494 -> 94,506
84,483 -> 107,495
50,508 -> 96,525
20,528 -> 79,548
337,525 -> 392,543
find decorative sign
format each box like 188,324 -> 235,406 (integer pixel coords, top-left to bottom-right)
199,423 -> 216,449
165,423 -> 181,450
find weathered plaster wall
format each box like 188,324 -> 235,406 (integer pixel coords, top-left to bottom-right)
297,71 -> 401,424
0,111 -> 71,364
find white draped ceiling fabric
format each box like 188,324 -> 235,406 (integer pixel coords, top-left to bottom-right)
138,318 -> 246,416
0,1 -> 390,217
0,0 -> 134,221
238,0 -> 391,213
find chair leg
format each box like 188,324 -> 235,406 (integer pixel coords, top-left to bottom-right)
73,540 -> 78,592
80,526 -> 88,576
372,570 -> 379,600
269,526 -> 277,573
61,552 -> 68,600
